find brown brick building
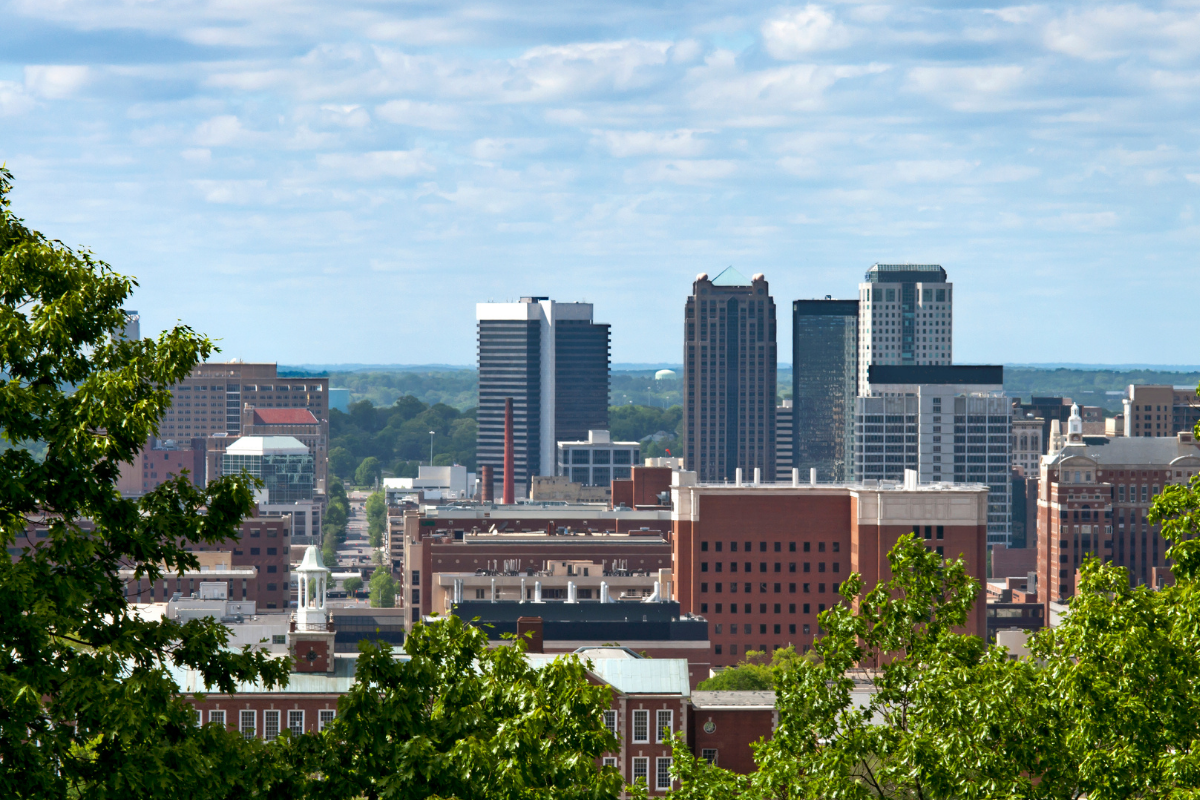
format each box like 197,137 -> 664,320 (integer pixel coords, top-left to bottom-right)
1037,406 -> 1200,605
670,472 -> 989,666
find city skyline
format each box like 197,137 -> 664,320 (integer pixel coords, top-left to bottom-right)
4,2 -> 1200,366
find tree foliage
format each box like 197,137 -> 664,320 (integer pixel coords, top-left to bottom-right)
370,568 -> 397,608
696,648 -> 803,691
366,490 -> 386,548
342,576 -> 363,596
329,398 -> 477,481
0,167 -> 290,798
322,476 -> 349,566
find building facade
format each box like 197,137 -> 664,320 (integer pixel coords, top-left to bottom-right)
1037,405 -> 1200,604
670,472 -> 990,667
558,430 -> 641,486
792,299 -> 858,482
1011,415 -> 1043,477
1121,384 -> 1200,438
160,362 -> 329,440
682,268 -> 777,483
856,264 -> 953,396
857,365 -> 1012,545
222,436 -> 315,504
774,400 -> 793,482
476,298 -> 610,498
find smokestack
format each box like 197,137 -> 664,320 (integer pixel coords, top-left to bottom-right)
503,397 -> 515,504
480,465 -> 494,502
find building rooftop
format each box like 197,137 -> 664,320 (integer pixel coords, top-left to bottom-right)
225,435 -> 310,456
691,690 -> 776,709
529,653 -> 692,697
864,264 -> 947,283
709,266 -> 751,287
1046,435 -> 1200,467
251,408 -> 320,426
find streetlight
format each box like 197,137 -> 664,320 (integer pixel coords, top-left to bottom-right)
429,430 -> 435,466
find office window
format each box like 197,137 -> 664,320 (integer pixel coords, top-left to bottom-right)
633,757 -> 649,785
701,541 -> 709,552
657,757 -> 673,790
759,542 -> 767,552
240,710 -> 255,740
604,710 -> 618,736
633,709 -> 649,742
264,710 -> 280,740
803,542 -> 811,552
702,748 -> 718,765
774,542 -> 781,552
288,710 -> 304,737
789,623 -> 796,633
804,562 -> 810,573
319,710 -> 335,731
656,709 -> 674,743
209,710 -> 225,727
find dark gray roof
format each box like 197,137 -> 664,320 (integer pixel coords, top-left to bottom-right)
865,264 -> 947,283
1047,436 -> 1200,467
793,299 -> 859,316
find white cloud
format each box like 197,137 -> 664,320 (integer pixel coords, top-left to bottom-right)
469,138 -> 547,160
905,65 -> 1029,111
893,159 -> 978,182
24,65 -> 90,99
317,150 -> 434,179
320,104 -> 371,128
597,129 -> 710,158
191,179 -> 270,205
376,99 -> 462,129
1044,5 -> 1200,62
777,156 -> 819,177
181,148 -> 212,162
192,115 -> 269,147
0,81 -> 36,116
633,159 -> 737,184
763,5 -> 853,58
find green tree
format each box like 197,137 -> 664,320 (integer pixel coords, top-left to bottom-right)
322,476 -> 349,565
354,456 -> 381,487
317,616 -> 623,800
0,168 -> 291,798
369,568 -> 397,608
341,576 -> 363,597
328,445 -> 354,479
365,490 -> 386,548
697,648 -> 802,691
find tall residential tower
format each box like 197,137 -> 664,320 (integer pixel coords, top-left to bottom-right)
476,298 -> 610,498
792,299 -> 859,482
682,269 -> 777,482
857,264 -> 953,396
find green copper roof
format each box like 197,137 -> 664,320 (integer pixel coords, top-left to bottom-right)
710,266 -> 751,287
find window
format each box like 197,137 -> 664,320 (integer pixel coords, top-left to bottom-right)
603,757 -> 618,769
759,542 -> 767,552
240,710 -> 255,739
264,710 -> 280,741
700,603 -> 708,613
209,710 -> 226,727
288,710 -> 304,736
633,757 -> 649,786
656,709 -> 673,743
702,749 -> 718,765
701,562 -> 708,572
701,541 -> 708,552
603,710 -> 618,736
803,542 -> 811,552
789,562 -> 796,572
319,710 -> 335,731
657,757 -> 673,790
250,547 -> 261,555
633,709 -> 649,742
804,562 -> 811,572
774,542 -> 781,552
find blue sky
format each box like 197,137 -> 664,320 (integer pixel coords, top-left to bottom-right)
3,0 -> 1199,367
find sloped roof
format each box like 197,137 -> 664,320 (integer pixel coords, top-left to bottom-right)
710,266 -> 751,287
1046,436 -> 1200,467
225,436 -> 309,456
527,652 -> 691,696
253,408 -> 319,425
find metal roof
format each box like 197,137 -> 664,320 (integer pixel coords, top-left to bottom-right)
691,690 -> 775,709
1046,436 -> 1200,467
710,266 -> 751,287
225,435 -> 309,456
168,654 -> 366,695
527,652 -> 691,696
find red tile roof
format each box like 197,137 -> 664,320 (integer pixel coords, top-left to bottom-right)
252,408 -> 319,426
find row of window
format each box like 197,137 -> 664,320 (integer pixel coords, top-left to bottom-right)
701,602 -> 825,615
602,708 -> 674,743
701,562 -> 839,574
700,541 -> 837,553
199,708 -> 335,739
715,622 -> 812,635
700,582 -> 839,594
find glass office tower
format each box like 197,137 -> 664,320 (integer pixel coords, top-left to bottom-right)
793,299 -> 859,482
222,436 -> 315,503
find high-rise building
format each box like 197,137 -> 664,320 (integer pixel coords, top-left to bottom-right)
161,363 -> 329,440
793,299 -> 859,482
856,365 -> 1012,545
122,309 -> 140,341
1120,384 -> 1200,438
856,264 -> 953,396
775,400 -> 793,482
682,269 -> 777,482
476,298 -> 610,497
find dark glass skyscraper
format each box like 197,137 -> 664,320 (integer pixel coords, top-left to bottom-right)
793,299 -> 859,482
476,298 -> 609,496
683,268 -> 777,482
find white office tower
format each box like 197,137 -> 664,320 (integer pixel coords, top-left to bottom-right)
856,365 -> 1012,545
857,264 -> 952,396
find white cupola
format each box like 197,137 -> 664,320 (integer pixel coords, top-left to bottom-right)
1067,403 -> 1083,443
294,545 -> 330,628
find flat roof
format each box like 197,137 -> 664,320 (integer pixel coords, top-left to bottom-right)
691,690 -> 776,709
225,435 -> 309,456
868,365 -> 1003,385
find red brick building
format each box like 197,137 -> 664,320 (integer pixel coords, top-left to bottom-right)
687,691 -> 775,774
670,472 -> 989,666
1037,412 -> 1200,605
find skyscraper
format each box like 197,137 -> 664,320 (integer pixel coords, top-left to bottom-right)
682,269 -> 777,482
856,264 -> 953,396
476,298 -> 610,497
792,299 -> 859,482
855,364 -> 1012,544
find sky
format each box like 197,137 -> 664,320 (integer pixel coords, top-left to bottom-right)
3,0 -> 1199,368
